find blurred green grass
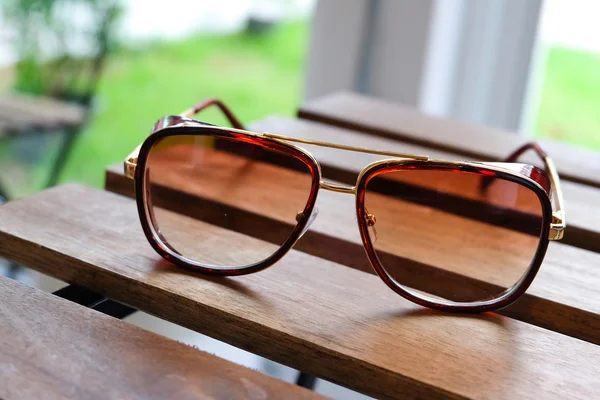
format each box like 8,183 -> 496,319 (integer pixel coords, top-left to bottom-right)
60,22 -> 309,188
535,46 -> 600,150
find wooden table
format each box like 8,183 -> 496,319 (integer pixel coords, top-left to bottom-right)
0,92 -> 86,200
0,92 -> 599,399
0,275 -> 322,399
0,94 -> 84,137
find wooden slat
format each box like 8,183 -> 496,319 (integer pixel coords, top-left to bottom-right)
105,144 -> 600,345
0,94 -> 85,125
298,91 -> 600,189
0,275 -> 322,400
0,184 -> 599,399
250,116 -> 600,255
0,93 -> 85,137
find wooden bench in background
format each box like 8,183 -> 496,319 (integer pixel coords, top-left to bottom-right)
0,93 -> 87,203
0,94 -> 85,138
0,91 -> 599,399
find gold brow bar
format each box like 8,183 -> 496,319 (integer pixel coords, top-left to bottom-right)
262,132 -> 429,161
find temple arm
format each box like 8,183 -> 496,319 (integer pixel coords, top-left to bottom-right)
480,143 -> 548,192
543,152 -> 566,240
180,98 -> 246,130
125,99 -> 246,179
502,142 -> 549,163
481,143 -> 565,240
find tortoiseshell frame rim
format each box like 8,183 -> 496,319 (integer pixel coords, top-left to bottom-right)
355,160 -> 553,313
134,123 -> 322,276
130,114 -> 559,313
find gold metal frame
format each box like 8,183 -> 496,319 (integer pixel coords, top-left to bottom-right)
124,114 -> 565,241
544,156 -> 566,240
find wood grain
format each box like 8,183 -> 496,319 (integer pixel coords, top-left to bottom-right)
106,146 -> 600,345
0,275 -> 323,400
250,116 -> 600,255
0,184 -> 599,399
298,91 -> 600,189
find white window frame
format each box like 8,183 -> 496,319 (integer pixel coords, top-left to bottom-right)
305,0 -> 544,134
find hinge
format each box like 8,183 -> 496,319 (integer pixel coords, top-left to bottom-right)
548,211 -> 565,240
123,145 -> 141,179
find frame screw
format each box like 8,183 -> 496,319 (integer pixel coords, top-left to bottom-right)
366,213 -> 376,226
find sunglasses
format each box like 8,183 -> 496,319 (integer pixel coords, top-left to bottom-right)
124,99 -> 565,313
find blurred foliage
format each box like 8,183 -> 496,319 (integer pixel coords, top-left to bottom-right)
4,0 -> 56,95
58,22 -> 309,188
2,0 -> 121,101
535,46 -> 600,150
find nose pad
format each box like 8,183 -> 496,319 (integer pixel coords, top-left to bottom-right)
364,211 -> 378,243
297,207 -> 319,239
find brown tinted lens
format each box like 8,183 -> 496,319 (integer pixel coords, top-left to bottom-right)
363,168 -> 545,304
144,133 -> 314,269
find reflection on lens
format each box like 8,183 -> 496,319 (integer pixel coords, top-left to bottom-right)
144,133 -> 314,269
364,167 -> 545,304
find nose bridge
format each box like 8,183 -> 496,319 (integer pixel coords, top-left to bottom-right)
319,180 -> 356,195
